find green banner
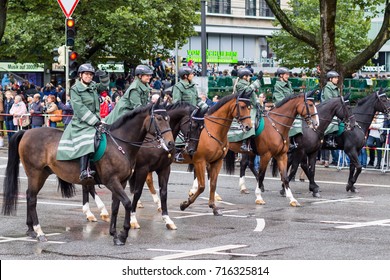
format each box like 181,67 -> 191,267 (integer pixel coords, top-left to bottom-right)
187,50 -> 238,63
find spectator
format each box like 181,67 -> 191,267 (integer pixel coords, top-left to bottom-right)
231,65 -> 238,77
57,94 -> 73,130
29,93 -> 44,128
10,94 -> 28,130
45,95 -> 59,128
199,92 -> 213,106
367,113 -> 384,169
4,90 -> 15,140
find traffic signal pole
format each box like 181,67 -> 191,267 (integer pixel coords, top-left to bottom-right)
65,18 -> 70,96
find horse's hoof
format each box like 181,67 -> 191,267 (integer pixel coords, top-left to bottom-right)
255,199 -> 265,205
215,194 -> 223,201
166,223 -> 178,230
157,207 -> 162,212
346,186 -> 358,193
299,178 -> 305,182
130,222 -> 140,229
213,208 -> 223,216
100,214 -> 110,222
240,188 -> 250,194
312,192 -> 321,198
180,201 -> 188,211
290,201 -> 301,207
113,238 -> 125,246
280,189 -> 286,197
26,230 -> 37,239
37,235 -> 47,242
137,201 -> 144,208
87,215 -> 98,222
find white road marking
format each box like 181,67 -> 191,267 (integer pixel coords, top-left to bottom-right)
254,218 -> 265,232
170,209 -> 247,219
311,197 -> 372,205
199,196 -> 235,205
321,219 -> 390,229
18,200 -> 80,207
149,244 -> 256,260
0,233 -> 65,244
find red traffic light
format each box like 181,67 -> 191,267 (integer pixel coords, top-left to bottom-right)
66,18 -> 75,28
69,51 -> 78,60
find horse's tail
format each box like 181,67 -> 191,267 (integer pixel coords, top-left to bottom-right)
57,177 -> 76,198
187,164 -> 194,173
2,131 -> 25,216
224,150 -> 236,175
271,158 -> 278,177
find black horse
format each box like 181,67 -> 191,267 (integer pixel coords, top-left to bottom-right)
285,94 -> 353,197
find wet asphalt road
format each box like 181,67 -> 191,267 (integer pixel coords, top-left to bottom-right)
1,147 -> 390,261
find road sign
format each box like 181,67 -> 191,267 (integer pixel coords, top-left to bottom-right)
57,0 -> 80,18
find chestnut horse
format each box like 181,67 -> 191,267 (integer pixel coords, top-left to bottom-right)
225,91 -> 319,206
2,102 -> 174,245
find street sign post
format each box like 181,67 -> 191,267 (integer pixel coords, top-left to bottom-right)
57,0 -> 80,18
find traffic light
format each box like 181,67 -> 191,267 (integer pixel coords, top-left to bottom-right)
66,18 -> 76,47
68,51 -> 79,79
53,45 -> 66,66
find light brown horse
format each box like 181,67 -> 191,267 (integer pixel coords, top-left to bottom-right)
2,102 -> 174,245
225,91 -> 319,207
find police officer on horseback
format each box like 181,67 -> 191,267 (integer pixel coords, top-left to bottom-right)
273,67 -> 301,149
57,63 -> 102,182
172,66 -> 208,161
234,68 -> 261,151
104,65 -> 153,124
322,70 -> 341,148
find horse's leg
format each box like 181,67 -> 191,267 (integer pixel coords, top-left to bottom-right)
303,152 -> 321,198
109,194 -> 120,237
156,167 -> 177,230
346,150 -> 361,193
145,172 -> 162,211
188,173 -> 198,196
255,154 -> 271,205
206,164 -> 222,201
207,159 -> 224,216
180,161 -> 206,211
82,185 -> 97,222
129,169 -> 146,229
26,176 -> 48,242
239,153 -> 250,194
276,154 -> 300,207
91,189 -> 110,222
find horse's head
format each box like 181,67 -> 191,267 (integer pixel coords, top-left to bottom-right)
375,88 -> 390,118
233,90 -> 253,132
299,90 -> 319,129
148,101 -> 175,153
337,93 -> 355,131
185,106 -> 206,156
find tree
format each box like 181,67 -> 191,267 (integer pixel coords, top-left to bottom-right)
265,0 -> 390,83
0,0 -> 200,68
0,0 -> 8,43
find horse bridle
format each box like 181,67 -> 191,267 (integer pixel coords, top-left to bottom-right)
302,93 -> 317,127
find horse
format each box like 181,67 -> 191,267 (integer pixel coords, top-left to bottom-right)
177,91 -> 254,216
80,102 -> 204,230
284,94 -> 354,197
2,102 -> 175,245
225,91 -> 319,207
318,89 -> 390,193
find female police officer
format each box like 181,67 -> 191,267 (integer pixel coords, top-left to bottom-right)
57,63 -> 101,182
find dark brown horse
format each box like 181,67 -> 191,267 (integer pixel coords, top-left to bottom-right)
2,102 -> 174,245
225,92 -> 319,206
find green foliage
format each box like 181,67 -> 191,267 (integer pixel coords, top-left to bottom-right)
0,0 -> 200,67
267,0 -> 374,69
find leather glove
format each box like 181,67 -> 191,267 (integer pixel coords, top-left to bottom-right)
95,121 -> 102,127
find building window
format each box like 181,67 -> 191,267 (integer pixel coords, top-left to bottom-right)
259,0 -> 279,17
246,0 -> 256,16
208,0 -> 231,14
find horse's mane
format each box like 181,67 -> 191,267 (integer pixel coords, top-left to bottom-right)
207,93 -> 238,115
166,101 -> 196,111
356,93 -> 373,106
316,97 -> 335,109
274,93 -> 302,108
110,104 -> 152,130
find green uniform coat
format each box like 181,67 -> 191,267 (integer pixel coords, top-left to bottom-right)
273,79 -> 302,137
322,81 -> 340,134
228,78 -> 260,142
57,80 -> 100,160
172,80 -> 201,106
104,78 -> 151,124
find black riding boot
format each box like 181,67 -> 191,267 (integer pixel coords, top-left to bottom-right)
79,154 -> 96,181
324,134 -> 337,148
240,139 -> 251,152
289,137 -> 298,150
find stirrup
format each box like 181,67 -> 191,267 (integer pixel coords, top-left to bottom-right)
79,170 -> 94,181
175,152 -> 185,163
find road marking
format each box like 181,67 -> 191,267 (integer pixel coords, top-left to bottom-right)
18,199 -> 80,207
170,209 -> 248,219
148,244 -> 256,260
254,218 -> 265,232
0,233 -> 65,244
199,196 -> 235,205
310,197 -> 373,205
321,219 -> 390,229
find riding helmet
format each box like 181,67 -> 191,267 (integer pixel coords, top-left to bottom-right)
326,70 -> 340,79
78,63 -> 95,74
238,68 -> 252,78
178,66 -> 194,78
135,65 -> 153,76
276,67 -> 289,76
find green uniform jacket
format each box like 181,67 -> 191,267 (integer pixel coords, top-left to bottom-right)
322,81 -> 340,134
321,81 -> 339,103
273,80 -> 293,103
104,78 -> 151,124
172,80 -> 201,106
57,80 -> 100,160
235,78 -> 260,106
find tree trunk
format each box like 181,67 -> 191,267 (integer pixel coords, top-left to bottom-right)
0,0 -> 8,44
